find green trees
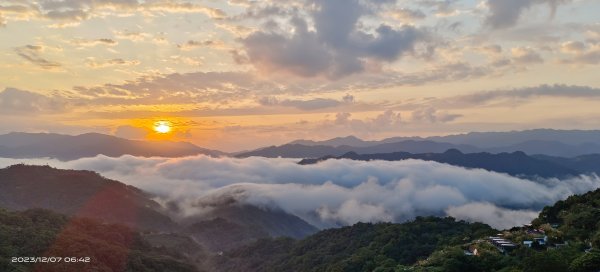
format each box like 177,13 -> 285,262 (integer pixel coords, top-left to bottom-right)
0,208 -> 196,272
211,192 -> 600,272
214,217 -> 496,272
522,250 -> 569,272
535,188 -> 600,245
569,250 -> 600,272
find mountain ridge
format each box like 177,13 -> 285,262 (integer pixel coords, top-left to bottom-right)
240,133 -> 600,158
299,149 -> 583,179
0,132 -> 224,160
286,129 -> 600,148
0,164 -> 177,231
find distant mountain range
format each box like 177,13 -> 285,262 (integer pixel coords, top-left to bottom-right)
299,149 -> 594,179
241,129 -> 600,158
238,140 -> 600,158
291,129 -> 600,148
0,132 -> 223,160
237,141 -> 481,158
3,129 -> 600,160
532,154 -> 600,175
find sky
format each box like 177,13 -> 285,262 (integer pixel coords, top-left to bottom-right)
1,0 -> 599,152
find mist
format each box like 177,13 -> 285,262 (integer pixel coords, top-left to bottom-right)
1,155 -> 598,229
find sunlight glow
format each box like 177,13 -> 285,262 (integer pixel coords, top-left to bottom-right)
153,121 -> 172,134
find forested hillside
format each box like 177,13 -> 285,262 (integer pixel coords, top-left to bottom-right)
0,209 -> 198,272
534,188 -> 600,247
209,188 -> 600,272
210,217 -> 496,271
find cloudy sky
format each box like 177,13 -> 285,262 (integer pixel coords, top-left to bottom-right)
1,0 -> 599,151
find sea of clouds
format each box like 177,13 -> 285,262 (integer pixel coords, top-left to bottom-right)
1,155 -> 599,230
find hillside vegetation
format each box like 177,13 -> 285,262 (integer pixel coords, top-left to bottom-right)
210,217 -> 496,271
0,209 -> 197,272
210,189 -> 600,272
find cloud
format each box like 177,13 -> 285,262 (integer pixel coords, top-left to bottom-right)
229,4 -> 292,21
258,95 -> 354,111
62,60 -> 501,107
447,84 -> 600,107
329,110 -> 403,132
560,42 -> 600,65
411,107 -> 462,123
240,0 -> 429,79
484,0 -> 570,29
177,40 -> 226,50
419,0 -> 459,17
0,88 -> 68,114
70,38 -> 118,48
69,71 -> 288,105
14,45 -> 62,69
84,58 -> 140,68
0,0 -> 227,26
113,30 -> 153,42
386,8 -> 427,22
142,2 -> 226,19
1,155 -> 598,229
446,203 -> 539,230
560,41 -> 585,54
511,47 -> 544,64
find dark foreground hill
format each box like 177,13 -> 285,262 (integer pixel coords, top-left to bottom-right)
300,149 -> 582,179
0,132 -> 223,160
0,164 -> 176,231
0,209 -> 198,272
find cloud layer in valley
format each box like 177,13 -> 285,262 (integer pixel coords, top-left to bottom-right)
1,155 -> 599,230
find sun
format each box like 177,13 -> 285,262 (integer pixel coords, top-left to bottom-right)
153,121 -> 172,134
